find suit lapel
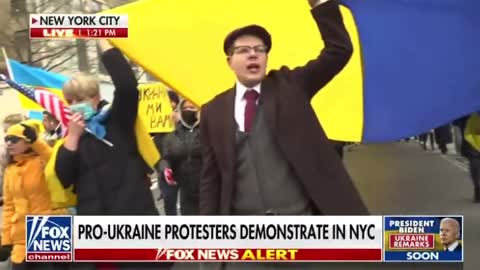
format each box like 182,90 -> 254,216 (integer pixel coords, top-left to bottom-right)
261,78 -> 278,133
217,87 -> 236,172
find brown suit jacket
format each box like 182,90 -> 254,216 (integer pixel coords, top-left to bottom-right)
199,0 -> 368,215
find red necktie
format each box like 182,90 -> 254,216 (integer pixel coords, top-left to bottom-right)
244,89 -> 259,132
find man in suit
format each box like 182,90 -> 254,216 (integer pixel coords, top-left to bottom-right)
440,218 -> 462,252
199,0 -> 368,216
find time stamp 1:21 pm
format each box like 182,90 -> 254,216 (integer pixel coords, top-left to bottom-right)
81,28 -> 120,38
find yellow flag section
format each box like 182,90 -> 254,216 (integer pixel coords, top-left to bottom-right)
44,139 -> 78,209
138,83 -> 175,133
465,113 -> 480,152
102,0 -> 364,142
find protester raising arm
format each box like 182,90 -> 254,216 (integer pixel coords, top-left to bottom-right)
290,0 -> 353,99
56,40 -> 139,187
97,39 -> 139,130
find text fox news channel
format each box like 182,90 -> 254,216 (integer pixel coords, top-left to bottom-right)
26,215 -> 463,263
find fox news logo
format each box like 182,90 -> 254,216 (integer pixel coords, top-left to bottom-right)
26,216 -> 72,262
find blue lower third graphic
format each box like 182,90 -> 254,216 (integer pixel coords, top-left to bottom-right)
26,216 -> 73,262
385,251 -> 462,261
384,216 -> 463,262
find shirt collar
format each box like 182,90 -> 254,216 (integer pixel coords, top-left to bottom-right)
236,81 -> 261,102
447,241 -> 459,251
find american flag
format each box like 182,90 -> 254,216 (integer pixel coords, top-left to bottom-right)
0,74 -> 70,137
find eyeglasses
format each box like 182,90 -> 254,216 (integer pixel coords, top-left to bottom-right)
231,45 -> 268,55
4,135 -> 22,144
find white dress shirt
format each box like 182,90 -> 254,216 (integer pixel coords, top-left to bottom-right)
446,241 -> 460,252
234,81 -> 261,132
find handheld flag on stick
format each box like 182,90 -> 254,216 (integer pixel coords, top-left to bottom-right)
0,74 -> 113,146
0,74 -> 69,136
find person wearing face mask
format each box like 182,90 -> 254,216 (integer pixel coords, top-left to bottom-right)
153,90 -> 180,215
47,40 -> 169,269
54,40 -> 159,216
1,122 -> 71,269
158,99 -> 202,215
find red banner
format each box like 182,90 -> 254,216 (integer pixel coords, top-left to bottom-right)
74,248 -> 382,262
30,28 -> 128,39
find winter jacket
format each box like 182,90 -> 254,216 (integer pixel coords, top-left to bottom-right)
160,110 -> 201,202
54,48 -> 158,216
1,139 -> 67,263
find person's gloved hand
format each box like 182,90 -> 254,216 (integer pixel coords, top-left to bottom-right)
163,168 -> 177,186
20,123 -> 37,143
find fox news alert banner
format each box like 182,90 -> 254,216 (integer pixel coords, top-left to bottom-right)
26,216 -> 383,262
29,14 -> 128,39
384,216 -> 464,262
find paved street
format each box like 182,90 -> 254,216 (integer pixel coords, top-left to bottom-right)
172,142 -> 472,270
344,142 -> 476,270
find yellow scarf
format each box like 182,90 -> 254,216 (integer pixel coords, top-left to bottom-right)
45,116 -> 160,209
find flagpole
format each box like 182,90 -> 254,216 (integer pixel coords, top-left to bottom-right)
1,46 -> 14,81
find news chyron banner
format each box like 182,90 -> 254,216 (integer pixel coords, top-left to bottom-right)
384,216 -> 463,262
29,14 -> 128,39
25,215 -> 464,263
26,216 -> 383,262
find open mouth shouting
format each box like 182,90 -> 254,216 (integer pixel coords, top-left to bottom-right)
247,63 -> 261,73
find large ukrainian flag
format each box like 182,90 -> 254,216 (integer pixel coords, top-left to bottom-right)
102,0 -> 480,142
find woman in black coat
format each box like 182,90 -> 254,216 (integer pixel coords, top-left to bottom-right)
159,100 -> 202,215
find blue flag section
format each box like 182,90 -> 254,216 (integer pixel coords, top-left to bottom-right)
383,216 -> 463,262
28,110 -> 44,120
9,60 -> 68,89
341,0 -> 480,142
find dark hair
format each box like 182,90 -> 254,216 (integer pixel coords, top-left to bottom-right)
168,91 -> 180,105
43,111 -> 59,123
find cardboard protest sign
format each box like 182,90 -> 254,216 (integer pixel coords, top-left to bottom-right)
138,83 -> 175,133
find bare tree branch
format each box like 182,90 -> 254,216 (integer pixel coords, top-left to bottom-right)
34,0 -> 58,12
43,52 -> 62,70
31,45 -> 76,65
46,53 -> 77,71
31,46 -> 45,55
47,1 -> 70,13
